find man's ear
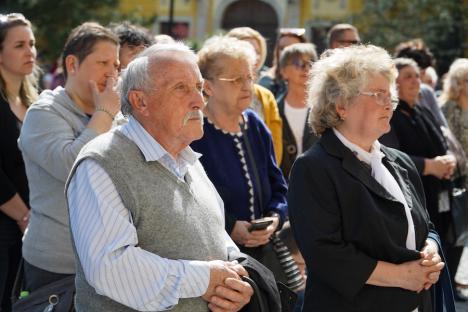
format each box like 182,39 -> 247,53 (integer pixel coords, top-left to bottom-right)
128,90 -> 149,116
65,55 -> 79,75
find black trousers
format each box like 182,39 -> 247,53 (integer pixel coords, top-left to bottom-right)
0,242 -> 21,312
23,260 -> 74,293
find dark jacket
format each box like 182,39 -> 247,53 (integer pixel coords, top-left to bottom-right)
229,251 -> 283,312
277,94 -> 318,180
258,75 -> 287,100
288,129 -> 432,312
191,110 -> 288,234
0,96 -> 29,246
380,100 -> 451,234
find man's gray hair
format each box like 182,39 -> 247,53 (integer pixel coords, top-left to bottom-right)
120,42 -> 197,116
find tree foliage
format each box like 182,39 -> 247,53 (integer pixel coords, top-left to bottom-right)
0,0 -> 156,66
351,0 -> 467,74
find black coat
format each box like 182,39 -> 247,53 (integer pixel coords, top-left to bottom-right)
380,100 -> 451,237
229,251 -> 282,312
0,96 -> 29,246
288,129 -> 432,312
277,95 -> 318,180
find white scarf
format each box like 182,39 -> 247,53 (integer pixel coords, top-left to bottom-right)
333,129 -> 416,250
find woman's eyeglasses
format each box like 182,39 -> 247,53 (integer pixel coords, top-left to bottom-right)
218,75 -> 254,87
289,59 -> 313,71
359,91 -> 399,108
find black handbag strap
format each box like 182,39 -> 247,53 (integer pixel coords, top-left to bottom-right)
11,258 -> 24,305
240,116 -> 264,215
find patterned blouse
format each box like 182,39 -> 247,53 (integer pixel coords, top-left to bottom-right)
442,100 -> 468,178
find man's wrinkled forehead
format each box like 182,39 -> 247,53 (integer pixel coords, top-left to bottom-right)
149,53 -> 202,86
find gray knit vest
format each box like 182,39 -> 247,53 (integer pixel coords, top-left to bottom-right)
66,130 -> 228,312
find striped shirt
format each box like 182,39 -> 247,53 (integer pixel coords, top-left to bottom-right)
67,116 -> 238,311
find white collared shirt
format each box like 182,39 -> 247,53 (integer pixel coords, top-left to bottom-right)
333,128 -> 416,250
67,116 -> 237,311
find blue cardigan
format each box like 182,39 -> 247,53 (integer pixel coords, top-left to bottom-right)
191,110 -> 288,234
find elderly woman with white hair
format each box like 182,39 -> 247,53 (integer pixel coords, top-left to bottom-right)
288,45 -> 445,311
190,36 -> 303,289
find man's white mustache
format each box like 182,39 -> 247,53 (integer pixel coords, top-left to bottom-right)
182,110 -> 204,126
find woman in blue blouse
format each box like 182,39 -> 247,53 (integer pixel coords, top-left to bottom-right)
192,36 -> 290,281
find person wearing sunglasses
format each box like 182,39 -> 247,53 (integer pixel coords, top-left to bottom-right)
289,45 -> 444,311
258,28 -> 307,99
327,23 -> 361,49
277,43 -> 319,180
0,13 -> 38,311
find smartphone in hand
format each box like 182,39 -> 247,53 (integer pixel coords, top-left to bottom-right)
248,219 -> 273,232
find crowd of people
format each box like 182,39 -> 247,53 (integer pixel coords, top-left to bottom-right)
0,11 -> 467,312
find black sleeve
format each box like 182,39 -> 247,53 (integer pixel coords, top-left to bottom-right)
0,113 -> 18,205
225,210 -> 238,235
0,162 -> 16,205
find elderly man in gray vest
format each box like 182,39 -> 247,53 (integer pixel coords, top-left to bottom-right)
65,43 -> 253,311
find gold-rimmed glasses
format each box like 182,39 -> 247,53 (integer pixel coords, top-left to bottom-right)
359,91 -> 398,108
217,75 -> 254,87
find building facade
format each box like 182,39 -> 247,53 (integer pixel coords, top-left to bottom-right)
119,0 -> 467,60
119,0 -> 363,59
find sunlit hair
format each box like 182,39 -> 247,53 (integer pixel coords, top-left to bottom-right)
226,27 -> 267,71
308,45 -> 397,135
440,58 -> 468,104
120,42 -> 196,116
266,29 -> 307,82
279,43 -> 318,70
0,13 -> 39,106
394,57 -> 419,73
327,23 -> 358,48
197,35 -> 256,79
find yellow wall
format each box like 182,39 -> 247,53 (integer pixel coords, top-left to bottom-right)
119,0 -> 196,18
119,0 -> 157,18
306,0 -> 362,20
156,0 -> 195,16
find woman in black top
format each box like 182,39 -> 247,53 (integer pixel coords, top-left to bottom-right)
0,13 -> 38,310
380,57 -> 465,301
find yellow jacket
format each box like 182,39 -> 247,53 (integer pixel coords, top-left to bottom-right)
254,84 -> 283,164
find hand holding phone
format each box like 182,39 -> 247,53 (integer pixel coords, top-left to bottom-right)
248,219 -> 273,232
